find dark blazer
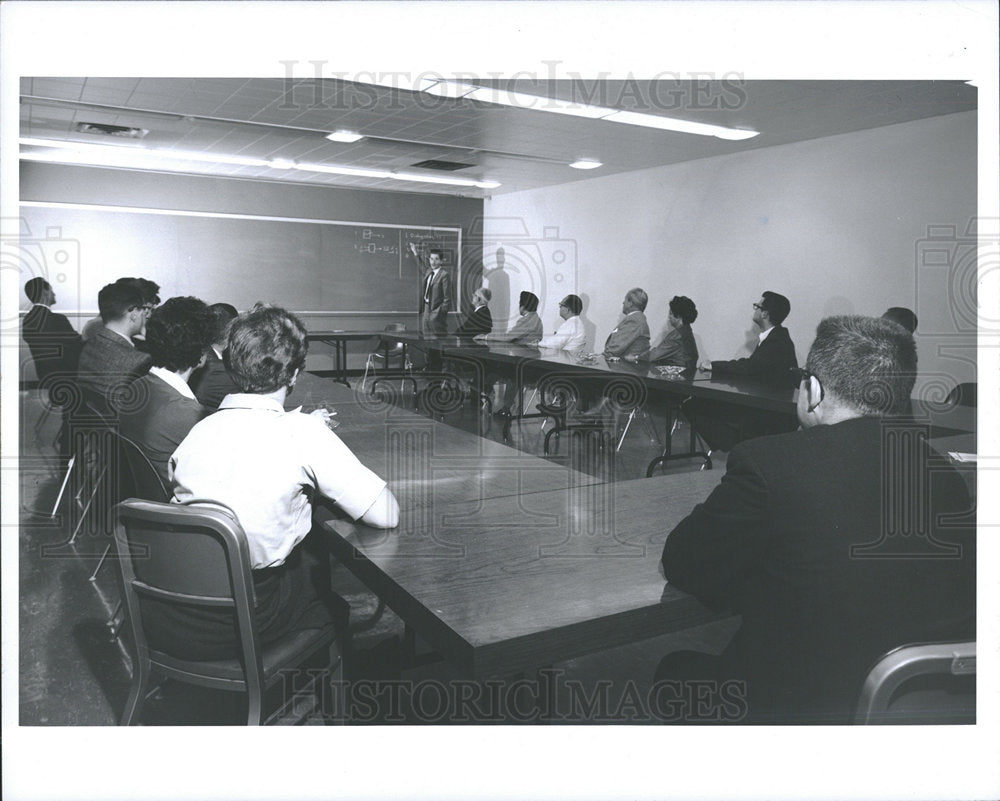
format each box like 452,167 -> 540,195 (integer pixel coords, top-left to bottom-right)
712,325 -> 797,388
119,373 -> 210,488
21,305 -> 82,383
646,324 -> 697,370
661,416 -> 976,724
190,350 -> 241,409
419,268 -> 452,334
454,305 -> 493,337
76,325 -> 152,405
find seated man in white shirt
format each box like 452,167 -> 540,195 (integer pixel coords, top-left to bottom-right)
537,294 -> 586,352
118,296 -> 215,488
156,304 -> 400,661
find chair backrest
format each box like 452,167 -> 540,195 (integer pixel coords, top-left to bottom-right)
113,499 -> 263,672
945,382 -> 977,408
377,323 -> 407,358
854,640 -> 976,724
111,431 -> 170,502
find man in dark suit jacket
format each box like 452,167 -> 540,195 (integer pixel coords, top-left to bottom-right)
415,245 -> 452,335
22,277 -> 82,385
190,302 -> 241,408
658,316 -> 975,724
453,287 -> 493,336
76,281 -> 152,409
687,290 -> 799,450
119,297 -> 215,487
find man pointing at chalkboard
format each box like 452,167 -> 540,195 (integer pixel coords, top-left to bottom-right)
413,244 -> 452,335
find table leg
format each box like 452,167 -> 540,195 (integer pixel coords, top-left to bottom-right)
646,395 -> 712,476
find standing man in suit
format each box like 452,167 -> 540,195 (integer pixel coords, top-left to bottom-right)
76,281 -> 152,408
687,290 -> 798,451
657,316 -> 975,724
119,297 -> 215,487
22,277 -> 82,385
190,302 -> 241,409
413,244 -> 452,336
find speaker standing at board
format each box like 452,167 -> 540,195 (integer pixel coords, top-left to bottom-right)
413,243 -> 452,336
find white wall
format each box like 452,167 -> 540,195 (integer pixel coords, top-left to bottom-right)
483,112 -> 977,397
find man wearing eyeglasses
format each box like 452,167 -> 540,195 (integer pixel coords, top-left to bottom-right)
686,290 -> 798,451
657,316 -> 975,725
76,281 -> 153,407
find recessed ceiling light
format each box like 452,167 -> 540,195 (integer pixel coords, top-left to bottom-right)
570,159 -> 602,170
325,130 -> 364,143
268,158 -> 296,170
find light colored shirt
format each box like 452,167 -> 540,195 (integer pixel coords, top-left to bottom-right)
758,326 -> 774,346
170,393 -> 387,568
149,365 -> 196,400
537,315 -> 586,351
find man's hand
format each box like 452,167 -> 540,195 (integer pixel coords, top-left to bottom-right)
697,360 -> 712,372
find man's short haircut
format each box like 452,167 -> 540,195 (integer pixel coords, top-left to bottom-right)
761,291 -> 790,325
477,287 -> 492,303
669,295 -> 698,326
882,307 -> 918,334
115,276 -> 161,306
805,315 -> 916,416
428,248 -> 444,261
562,294 -> 583,316
208,302 -> 239,343
519,291 -> 539,313
24,277 -> 51,303
626,287 -> 648,312
225,303 -> 308,393
98,282 -> 144,323
145,297 -> 215,372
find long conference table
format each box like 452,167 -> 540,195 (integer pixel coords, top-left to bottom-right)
296,333 -> 977,681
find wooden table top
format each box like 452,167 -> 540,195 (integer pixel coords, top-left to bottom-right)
319,471 -> 725,678
292,372 -> 605,511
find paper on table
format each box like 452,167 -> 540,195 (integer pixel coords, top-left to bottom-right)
948,452 -> 977,463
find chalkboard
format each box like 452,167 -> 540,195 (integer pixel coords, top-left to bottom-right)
18,202 -> 462,314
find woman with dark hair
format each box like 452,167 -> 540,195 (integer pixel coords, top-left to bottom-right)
118,296 -> 215,486
160,303 -> 399,661
631,295 -> 699,370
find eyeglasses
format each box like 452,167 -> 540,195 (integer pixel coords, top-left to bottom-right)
752,302 -> 764,311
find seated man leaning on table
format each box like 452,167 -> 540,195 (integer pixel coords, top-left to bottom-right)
684,290 -> 798,451
475,291 -> 544,416
537,293 -> 586,352
157,303 -> 400,661
657,315 -> 975,725
453,287 -> 493,337
626,294 -> 698,370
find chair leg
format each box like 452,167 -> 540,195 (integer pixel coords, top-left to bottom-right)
617,408 -> 638,451
50,455 -> 75,518
246,686 -> 264,726
120,659 -> 152,725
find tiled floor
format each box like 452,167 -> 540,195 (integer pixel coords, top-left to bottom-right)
17,376 -> 737,725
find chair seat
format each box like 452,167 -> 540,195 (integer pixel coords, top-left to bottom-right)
151,624 -> 339,684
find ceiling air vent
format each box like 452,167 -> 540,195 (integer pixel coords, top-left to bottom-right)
74,122 -> 148,139
409,159 -> 475,172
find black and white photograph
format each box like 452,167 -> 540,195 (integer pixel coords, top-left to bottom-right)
1,2 -> 997,800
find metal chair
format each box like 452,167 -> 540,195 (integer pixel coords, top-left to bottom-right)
363,323 -> 417,401
854,640 -> 976,724
114,499 -> 344,725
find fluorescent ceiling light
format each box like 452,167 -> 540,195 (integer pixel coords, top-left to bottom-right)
20,137 -> 500,190
601,110 -> 759,140
326,130 -> 364,143
570,159 -> 602,170
418,81 -> 759,140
